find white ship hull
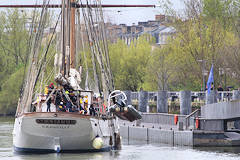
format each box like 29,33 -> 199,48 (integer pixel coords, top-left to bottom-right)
13,112 -> 117,153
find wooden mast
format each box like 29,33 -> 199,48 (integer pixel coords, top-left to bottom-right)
61,0 -> 71,77
70,0 -> 76,68
61,0 -> 66,75
65,0 -> 70,76
62,0 -> 75,76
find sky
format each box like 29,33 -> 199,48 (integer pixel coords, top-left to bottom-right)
0,0 -> 185,25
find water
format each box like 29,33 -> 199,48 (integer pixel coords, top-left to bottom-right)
1,117 -> 240,160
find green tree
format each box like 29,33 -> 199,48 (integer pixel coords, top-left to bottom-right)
0,9 -> 28,89
143,46 -> 173,91
0,8 -> 56,114
109,35 -> 153,91
0,67 -> 24,115
154,0 -> 239,90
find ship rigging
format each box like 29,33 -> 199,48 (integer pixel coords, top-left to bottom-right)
10,0 -> 148,153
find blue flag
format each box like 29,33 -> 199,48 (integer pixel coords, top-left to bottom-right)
207,65 -> 214,94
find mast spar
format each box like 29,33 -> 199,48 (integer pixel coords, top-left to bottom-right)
0,4 -> 157,8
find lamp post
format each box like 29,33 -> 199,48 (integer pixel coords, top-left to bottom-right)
219,67 -> 224,89
197,60 -> 207,91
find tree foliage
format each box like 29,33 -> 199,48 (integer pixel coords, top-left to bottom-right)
149,0 -> 240,91
0,67 -> 24,115
1,0 -> 240,114
0,8 -> 56,115
108,35 -> 154,91
0,9 -> 28,87
0,9 -> 28,114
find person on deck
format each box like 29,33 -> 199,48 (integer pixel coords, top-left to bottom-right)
55,92 -> 61,108
58,102 -> 66,112
83,96 -> 88,114
48,82 -> 54,89
46,96 -> 52,112
89,103 -> 96,116
79,96 -> 84,110
66,101 -> 72,112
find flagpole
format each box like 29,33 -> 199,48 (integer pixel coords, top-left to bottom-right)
212,63 -> 214,103
212,57 -> 215,92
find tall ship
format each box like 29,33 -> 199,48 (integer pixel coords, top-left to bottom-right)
10,0 -> 142,153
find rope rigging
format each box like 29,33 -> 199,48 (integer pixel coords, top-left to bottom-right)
18,0 -> 116,114
18,0 -> 62,114
76,9 -> 89,90
79,0 -> 115,104
79,0 -> 101,94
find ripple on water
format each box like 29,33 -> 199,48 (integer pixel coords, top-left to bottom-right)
0,148 -> 13,159
117,144 -> 240,160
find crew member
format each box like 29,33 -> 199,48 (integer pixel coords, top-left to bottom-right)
46,96 -> 52,112
48,82 -> 54,89
66,101 -> 72,112
89,103 -> 96,116
84,96 -> 88,114
58,102 -> 66,112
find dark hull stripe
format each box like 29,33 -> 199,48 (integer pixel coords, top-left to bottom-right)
14,146 -> 111,154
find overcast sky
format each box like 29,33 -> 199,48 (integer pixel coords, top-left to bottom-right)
0,0 -> 185,25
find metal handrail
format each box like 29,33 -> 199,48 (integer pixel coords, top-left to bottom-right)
185,109 -> 200,130
130,91 -> 234,102
185,109 -> 200,119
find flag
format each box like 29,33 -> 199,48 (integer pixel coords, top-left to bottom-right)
207,64 -> 214,94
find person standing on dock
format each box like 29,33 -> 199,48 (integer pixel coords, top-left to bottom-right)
217,85 -> 224,91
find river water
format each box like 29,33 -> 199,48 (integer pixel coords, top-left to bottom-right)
1,117 -> 240,160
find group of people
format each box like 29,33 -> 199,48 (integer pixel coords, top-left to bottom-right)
32,82 -> 110,116
44,83 -> 97,115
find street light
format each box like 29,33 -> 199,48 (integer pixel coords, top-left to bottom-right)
197,60 -> 207,91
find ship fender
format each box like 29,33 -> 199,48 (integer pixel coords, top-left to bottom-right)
92,137 -> 103,149
54,145 -> 61,153
54,137 -> 61,153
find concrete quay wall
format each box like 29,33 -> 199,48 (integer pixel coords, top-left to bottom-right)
120,125 -> 240,147
120,126 -> 193,146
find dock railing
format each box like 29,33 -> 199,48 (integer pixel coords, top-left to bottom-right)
185,109 -> 201,130
131,91 -> 233,103
141,113 -> 187,128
